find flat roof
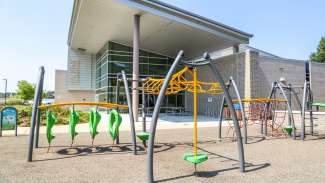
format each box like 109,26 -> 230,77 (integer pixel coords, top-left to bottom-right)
68,0 -> 253,58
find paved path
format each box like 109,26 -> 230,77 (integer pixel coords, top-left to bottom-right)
3,113 -> 226,136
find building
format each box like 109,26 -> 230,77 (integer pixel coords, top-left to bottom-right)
55,0 -> 325,118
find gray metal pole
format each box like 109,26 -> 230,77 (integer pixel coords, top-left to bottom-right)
27,66 -> 45,162
288,84 -> 292,126
147,50 -> 184,183
15,109 -> 18,136
121,71 -> 137,155
34,80 -> 44,148
277,83 -> 295,140
263,83 -> 275,135
115,75 -> 120,144
208,62 -> 245,173
309,88 -> 314,135
230,77 -> 247,144
142,83 -> 147,147
218,96 -> 225,141
291,88 -> 302,112
301,80 -> 307,140
132,14 -> 140,122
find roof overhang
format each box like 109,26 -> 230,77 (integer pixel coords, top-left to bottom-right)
68,0 -> 253,58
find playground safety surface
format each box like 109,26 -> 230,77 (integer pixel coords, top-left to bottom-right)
1,126 -> 325,183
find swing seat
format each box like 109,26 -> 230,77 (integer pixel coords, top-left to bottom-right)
136,132 -> 150,141
283,125 -> 293,135
183,153 -> 208,164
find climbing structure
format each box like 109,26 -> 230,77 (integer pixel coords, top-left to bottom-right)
233,98 -> 287,136
143,66 -> 223,95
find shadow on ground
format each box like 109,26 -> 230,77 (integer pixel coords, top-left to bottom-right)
155,142 -> 271,182
33,143 -> 175,162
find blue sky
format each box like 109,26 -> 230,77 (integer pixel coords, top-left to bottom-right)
0,0 -> 324,92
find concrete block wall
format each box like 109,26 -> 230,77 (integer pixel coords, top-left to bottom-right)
251,56 -> 306,110
310,62 -> 325,104
184,52 -> 246,117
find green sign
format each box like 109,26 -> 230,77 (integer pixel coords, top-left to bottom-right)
1,107 -> 17,130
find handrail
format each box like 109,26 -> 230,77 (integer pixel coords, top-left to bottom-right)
38,102 -> 128,109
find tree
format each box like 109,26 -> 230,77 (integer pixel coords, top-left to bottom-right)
43,90 -> 55,99
310,37 -> 325,62
16,80 -> 35,101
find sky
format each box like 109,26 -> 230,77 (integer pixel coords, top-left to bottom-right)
0,0 -> 324,92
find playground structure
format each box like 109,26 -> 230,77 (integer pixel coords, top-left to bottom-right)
218,60 -> 322,142
146,51 -> 245,183
301,60 -> 318,140
217,77 -> 290,143
25,53 -> 325,183
218,77 -> 306,141
27,67 -> 142,162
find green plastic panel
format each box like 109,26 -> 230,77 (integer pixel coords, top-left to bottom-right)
89,108 -> 101,140
46,111 -> 56,145
69,109 -> 79,141
108,109 -> 122,140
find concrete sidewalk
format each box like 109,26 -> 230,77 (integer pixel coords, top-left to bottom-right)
4,111 -> 325,136
2,113 -> 224,136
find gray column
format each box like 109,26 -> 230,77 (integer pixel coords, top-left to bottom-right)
132,14 -> 140,122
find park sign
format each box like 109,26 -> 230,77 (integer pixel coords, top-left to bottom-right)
0,107 -> 18,136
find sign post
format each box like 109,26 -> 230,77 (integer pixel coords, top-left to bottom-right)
0,107 -> 18,136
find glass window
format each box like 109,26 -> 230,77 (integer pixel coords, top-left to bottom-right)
95,41 -> 182,109
149,64 -> 167,76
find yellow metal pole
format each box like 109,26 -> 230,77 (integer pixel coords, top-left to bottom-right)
193,68 -> 197,157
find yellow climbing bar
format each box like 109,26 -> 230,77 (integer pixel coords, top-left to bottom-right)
38,102 -> 128,109
143,66 -> 223,95
232,98 -> 287,103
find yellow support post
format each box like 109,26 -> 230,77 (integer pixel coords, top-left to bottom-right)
182,67 -> 208,168
193,68 -> 197,158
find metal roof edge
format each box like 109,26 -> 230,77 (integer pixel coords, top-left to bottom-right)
68,0 -> 253,45
143,0 -> 253,38
67,0 -> 81,46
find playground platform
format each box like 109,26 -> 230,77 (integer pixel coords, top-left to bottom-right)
1,124 -> 325,182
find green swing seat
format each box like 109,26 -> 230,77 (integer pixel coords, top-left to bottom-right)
313,102 -> 325,108
283,125 -> 293,135
136,132 -> 150,141
183,153 -> 208,164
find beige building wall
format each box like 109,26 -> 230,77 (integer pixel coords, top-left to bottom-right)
55,70 -> 95,103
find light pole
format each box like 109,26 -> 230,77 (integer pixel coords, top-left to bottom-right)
3,79 -> 7,105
